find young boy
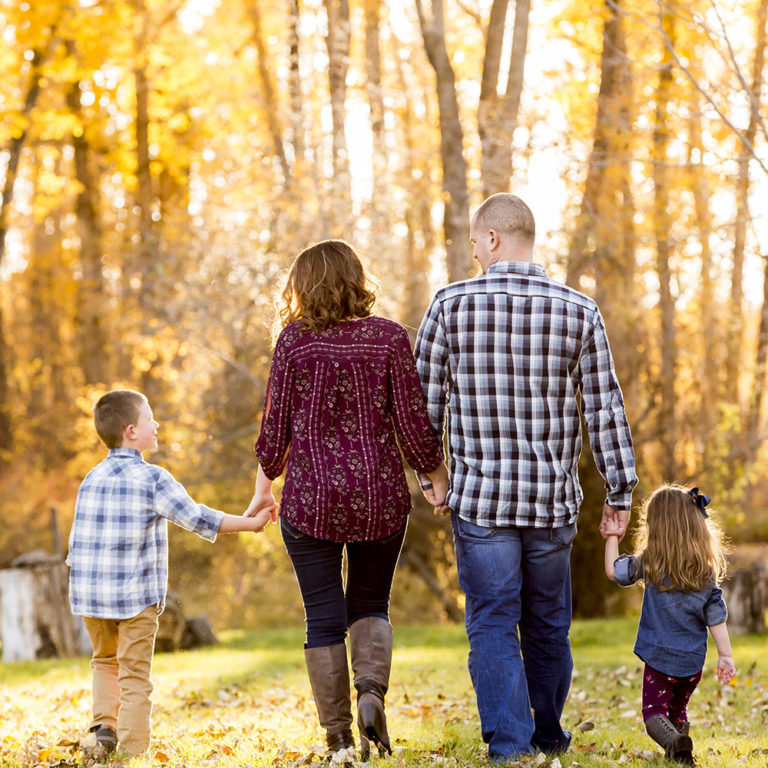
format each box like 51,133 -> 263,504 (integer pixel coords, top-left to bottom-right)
67,389 -> 276,759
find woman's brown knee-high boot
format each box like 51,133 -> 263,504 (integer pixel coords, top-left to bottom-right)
304,644 -> 355,754
349,617 -> 393,758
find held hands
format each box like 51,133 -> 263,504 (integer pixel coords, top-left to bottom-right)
717,655 -> 736,685
244,490 -> 279,532
247,506 -> 276,532
422,463 -> 450,516
600,504 -> 630,540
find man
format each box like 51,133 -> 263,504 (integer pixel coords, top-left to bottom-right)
414,193 -> 637,760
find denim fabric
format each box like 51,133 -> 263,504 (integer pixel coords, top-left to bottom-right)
614,555 -> 728,676
452,513 -> 576,759
281,518 -> 406,648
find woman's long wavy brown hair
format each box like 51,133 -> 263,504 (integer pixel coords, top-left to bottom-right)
278,240 -> 376,333
633,484 -> 729,592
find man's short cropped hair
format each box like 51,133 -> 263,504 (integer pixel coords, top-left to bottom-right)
473,193 -> 535,244
93,389 -> 148,449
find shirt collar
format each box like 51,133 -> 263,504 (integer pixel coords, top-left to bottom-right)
486,261 -> 546,278
108,447 -> 144,460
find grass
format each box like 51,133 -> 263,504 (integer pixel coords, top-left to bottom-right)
1,619 -> 766,767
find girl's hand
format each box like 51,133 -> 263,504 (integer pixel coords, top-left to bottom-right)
717,655 -> 736,685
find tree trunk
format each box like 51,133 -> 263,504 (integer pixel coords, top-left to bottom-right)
687,102 -> 717,462
564,0 -> 638,422
393,34 -> 434,335
416,0 -> 470,283
67,79 -> 110,385
248,0 -> 291,184
652,9 -> 677,481
0,556 -> 90,662
323,0 -> 351,218
288,0 -> 304,161
364,0 -> 387,241
566,0 -> 633,291
0,47 -> 46,458
478,0 -> 530,198
133,0 -> 158,277
746,255 -> 768,446
725,0 -> 767,406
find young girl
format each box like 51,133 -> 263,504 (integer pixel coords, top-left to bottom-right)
605,484 -> 735,765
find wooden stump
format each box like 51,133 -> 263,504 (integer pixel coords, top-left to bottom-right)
0,551 -> 90,662
722,564 -> 767,635
155,591 -> 218,652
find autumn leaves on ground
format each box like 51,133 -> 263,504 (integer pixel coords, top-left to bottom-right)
1,620 -> 766,768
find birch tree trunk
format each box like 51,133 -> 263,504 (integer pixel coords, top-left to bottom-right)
323,0 -> 351,219
652,9 -> 677,480
478,0 -> 530,198
416,0 -> 470,283
726,0 -> 767,406
364,0 -> 387,241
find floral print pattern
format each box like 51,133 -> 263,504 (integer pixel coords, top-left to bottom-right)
255,316 -> 443,542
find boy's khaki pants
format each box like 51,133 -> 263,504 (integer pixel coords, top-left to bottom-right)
83,604 -> 159,755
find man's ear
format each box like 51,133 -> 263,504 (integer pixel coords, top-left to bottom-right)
488,228 -> 500,250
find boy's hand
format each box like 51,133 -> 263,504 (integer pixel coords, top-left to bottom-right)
717,655 -> 735,685
249,506 -> 275,533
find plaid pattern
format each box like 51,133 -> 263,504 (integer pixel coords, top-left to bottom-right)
67,448 -> 224,619
414,261 -> 637,528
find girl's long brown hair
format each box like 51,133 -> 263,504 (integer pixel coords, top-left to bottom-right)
633,484 -> 729,592
279,240 -> 375,332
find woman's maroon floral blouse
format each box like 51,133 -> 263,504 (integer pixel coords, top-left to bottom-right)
255,316 -> 444,542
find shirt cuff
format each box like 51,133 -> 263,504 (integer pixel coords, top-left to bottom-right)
613,554 -> 636,586
606,490 -> 633,510
416,471 -> 432,491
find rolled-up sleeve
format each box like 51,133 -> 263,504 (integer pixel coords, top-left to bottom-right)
613,554 -> 640,587
579,309 -> 638,510
704,585 -> 728,626
414,295 -> 450,439
255,328 -> 294,479
389,326 -> 444,473
154,468 -> 224,541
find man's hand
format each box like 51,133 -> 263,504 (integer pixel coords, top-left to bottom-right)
422,463 -> 449,514
599,504 -> 630,540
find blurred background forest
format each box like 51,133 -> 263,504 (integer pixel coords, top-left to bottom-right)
1,0 -> 767,629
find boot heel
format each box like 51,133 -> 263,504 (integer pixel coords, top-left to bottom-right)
359,698 -> 392,755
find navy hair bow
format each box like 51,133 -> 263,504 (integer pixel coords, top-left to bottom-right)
688,487 -> 710,517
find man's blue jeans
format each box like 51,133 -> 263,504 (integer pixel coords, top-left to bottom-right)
452,513 -> 576,760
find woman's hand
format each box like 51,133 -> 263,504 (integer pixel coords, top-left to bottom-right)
244,491 -> 278,521
245,465 -> 279,521
424,463 -> 449,515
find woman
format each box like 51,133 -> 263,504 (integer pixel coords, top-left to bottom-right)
246,240 -> 448,757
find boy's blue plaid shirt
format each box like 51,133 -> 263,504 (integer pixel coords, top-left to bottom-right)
67,448 -> 224,619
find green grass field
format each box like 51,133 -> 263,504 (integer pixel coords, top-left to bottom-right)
1,619 -> 766,767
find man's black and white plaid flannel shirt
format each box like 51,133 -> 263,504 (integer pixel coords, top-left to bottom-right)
414,261 -> 638,528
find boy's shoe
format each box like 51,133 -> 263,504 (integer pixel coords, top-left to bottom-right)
94,726 -> 118,756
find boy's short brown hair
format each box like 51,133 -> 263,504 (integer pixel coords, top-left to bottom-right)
94,390 -> 148,449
